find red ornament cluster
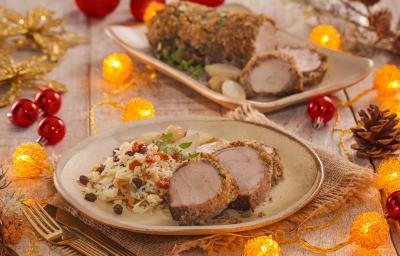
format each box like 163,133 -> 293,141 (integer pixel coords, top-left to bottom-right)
8,88 -> 66,145
75,0 -> 120,18
386,191 -> 400,221
37,116 -> 66,145
75,0 -> 225,20
185,0 -> 224,7
8,99 -> 39,128
307,95 -> 336,129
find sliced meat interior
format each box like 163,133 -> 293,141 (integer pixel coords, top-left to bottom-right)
240,51 -> 304,98
213,141 -> 273,211
168,155 -> 238,225
279,45 -> 328,86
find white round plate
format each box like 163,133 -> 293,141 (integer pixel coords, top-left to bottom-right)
55,116 -> 324,235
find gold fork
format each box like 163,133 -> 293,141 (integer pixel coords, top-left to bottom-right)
23,202 -> 108,256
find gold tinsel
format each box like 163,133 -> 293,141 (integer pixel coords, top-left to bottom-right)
0,52 -> 65,107
0,7 -> 82,61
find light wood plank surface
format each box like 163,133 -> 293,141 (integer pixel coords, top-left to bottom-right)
0,0 -> 398,255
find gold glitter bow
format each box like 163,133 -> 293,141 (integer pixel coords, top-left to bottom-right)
0,52 -> 65,107
0,7 -> 83,61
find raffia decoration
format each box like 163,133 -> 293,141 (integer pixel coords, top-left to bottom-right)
0,52 -> 66,107
0,7 -> 83,61
351,105 -> 400,158
170,231 -> 284,256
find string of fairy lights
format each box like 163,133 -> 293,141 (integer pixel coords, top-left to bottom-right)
5,4 -> 400,256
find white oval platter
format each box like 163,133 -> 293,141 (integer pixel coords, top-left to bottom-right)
105,22 -> 373,113
55,116 -> 324,235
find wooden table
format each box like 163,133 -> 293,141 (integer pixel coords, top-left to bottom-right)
1,0 -> 399,255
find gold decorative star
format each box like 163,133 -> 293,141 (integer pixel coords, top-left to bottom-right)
0,52 -> 66,107
0,7 -> 83,61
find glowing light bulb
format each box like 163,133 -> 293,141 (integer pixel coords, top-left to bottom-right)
102,53 -> 135,84
309,24 -> 341,50
374,65 -> 400,97
122,97 -> 155,122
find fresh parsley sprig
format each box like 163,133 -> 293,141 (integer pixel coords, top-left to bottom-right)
153,133 -> 198,160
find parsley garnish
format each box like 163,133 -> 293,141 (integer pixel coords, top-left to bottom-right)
157,48 -> 207,80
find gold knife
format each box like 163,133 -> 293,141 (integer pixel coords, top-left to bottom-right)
44,204 -> 136,256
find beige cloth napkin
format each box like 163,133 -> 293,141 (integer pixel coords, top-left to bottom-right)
60,105 -> 375,256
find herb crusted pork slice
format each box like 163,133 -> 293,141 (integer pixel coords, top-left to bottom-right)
240,51 -> 304,97
213,141 -> 274,211
279,45 -> 328,86
147,2 -> 276,68
168,154 -> 238,225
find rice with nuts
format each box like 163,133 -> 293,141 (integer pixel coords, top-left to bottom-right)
79,140 -> 179,214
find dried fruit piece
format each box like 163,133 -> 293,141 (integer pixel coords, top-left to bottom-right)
79,175 -> 89,186
221,80 -> 246,100
156,179 -> 170,189
125,151 -> 134,156
129,160 -> 142,170
145,155 -> 156,164
207,76 -> 227,92
85,193 -> 97,202
113,155 -> 119,162
132,142 -> 147,154
132,177 -> 144,188
113,204 -> 123,215
172,152 -> 180,161
95,164 -> 105,174
205,64 -> 241,80
158,151 -> 169,160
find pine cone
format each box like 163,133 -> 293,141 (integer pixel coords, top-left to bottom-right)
0,213 -> 24,245
351,105 -> 400,158
351,0 -> 380,6
369,9 -> 392,39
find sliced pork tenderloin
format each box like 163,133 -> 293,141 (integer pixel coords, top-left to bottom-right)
213,141 -> 273,211
240,51 -> 304,98
279,45 -> 328,86
168,154 -> 238,225
197,140 -> 283,186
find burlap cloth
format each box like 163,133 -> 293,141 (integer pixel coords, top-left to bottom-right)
58,105 -> 375,256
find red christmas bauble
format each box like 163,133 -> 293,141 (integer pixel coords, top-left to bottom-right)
307,95 -> 336,129
8,99 -> 39,127
37,116 -> 66,145
75,0 -> 120,18
34,88 -> 62,116
185,0 -> 224,7
386,191 -> 400,220
130,0 -> 165,21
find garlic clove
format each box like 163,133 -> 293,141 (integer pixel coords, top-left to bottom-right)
205,64 -> 241,79
207,76 -> 228,92
222,80 -> 247,100
164,125 -> 187,142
